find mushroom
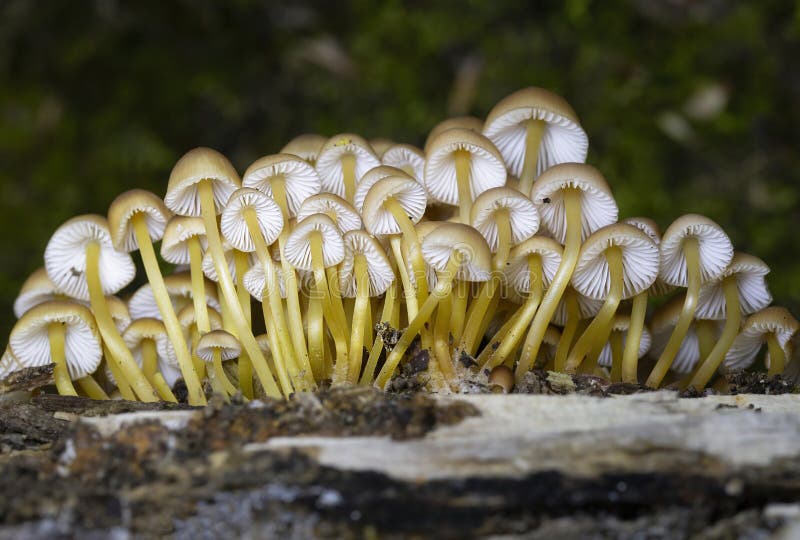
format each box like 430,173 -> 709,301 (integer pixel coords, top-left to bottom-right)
645,214 -> 734,388
13,267 -> 69,318
564,223 -> 659,374
281,134 -> 327,166
483,87 -> 589,195
122,318 -> 178,402
488,365 -> 514,394
9,301 -> 103,398
369,138 -> 395,157
44,215 -> 156,401
297,193 -> 362,234
381,143 -> 425,181
424,116 -> 484,154
164,147 -> 282,399
687,253 -> 772,390
596,315 -> 653,382
177,303 -> 224,383
354,165 -> 414,214
128,273 -> 220,321
424,128 -> 507,224
315,133 -> 380,203
723,307 -> 799,376
195,330 -> 241,398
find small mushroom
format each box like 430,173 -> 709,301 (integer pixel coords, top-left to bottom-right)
488,365 -> 514,394
281,134 -> 327,166
381,143 -> 425,182
195,330 -> 241,398
13,267 -> 67,318
423,116 -> 484,155
315,133 -> 380,203
723,307 -> 799,377
122,318 -> 179,402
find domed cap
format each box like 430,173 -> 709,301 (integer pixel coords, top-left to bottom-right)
597,315 -> 652,368
297,193 -> 362,233
571,223 -> 660,301
242,263 -> 288,300
281,133 -> 326,164
160,216 -> 208,265
361,177 -> 427,236
177,303 -> 223,332
14,267 -> 64,318
381,143 -> 425,181
315,133 -> 380,198
195,330 -> 242,363
284,214 -> 346,271
354,165 -> 414,214
470,187 -> 540,253
483,87 -> 588,179
122,317 -> 177,368
338,230 -> 395,298
724,307 -> 799,370
424,116 -> 484,154
530,163 -> 618,243
551,287 -> 603,326
44,214 -> 136,301
165,147 -> 241,217
108,189 -> 172,252
242,153 -> 322,218
421,222 -> 492,282
9,300 -> 102,379
221,188 -> 284,252
660,214 -> 734,286
424,128 -> 507,206
128,272 -> 221,320
622,217 -> 674,296
504,236 -> 563,295
696,252 -> 772,320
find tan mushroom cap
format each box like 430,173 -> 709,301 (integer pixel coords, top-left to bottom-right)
106,295 -> 132,334
284,214 -> 346,271
424,116 -> 484,154
160,216 -> 208,265
724,307 -> 800,371
369,138 -> 395,157
14,267 -> 64,318
530,163 -> 618,243
9,300 -> 102,379
177,304 -> 223,333
421,222 -> 492,282
242,153 -> 322,218
483,87 -> 588,179
281,133 -> 327,164
424,128 -> 507,206
571,223 -> 660,301
164,147 -> 241,217
696,252 -> 772,320
354,165 -> 414,214
597,315 -> 653,368
122,317 -> 177,368
315,133 -> 380,198
44,214 -> 136,301
297,193 -> 362,233
470,187 -> 540,253
381,143 -> 425,181
220,188 -> 284,252
107,189 -> 172,252
659,214 -> 734,287
195,330 -> 242,362
338,230 -> 395,298
127,272 -> 221,320
503,236 -> 563,295
361,177 -> 428,237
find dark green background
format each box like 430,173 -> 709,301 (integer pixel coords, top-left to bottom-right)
2,0 -> 799,338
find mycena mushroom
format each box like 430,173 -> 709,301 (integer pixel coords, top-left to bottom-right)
122,318 -> 178,402
315,133 -> 380,204
723,307 -> 799,376
280,133 -> 327,166
195,330 -> 241,399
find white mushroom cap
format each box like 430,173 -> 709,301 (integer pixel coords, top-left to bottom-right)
315,133 -> 381,198
221,188 -> 284,252
724,307 -> 799,371
242,262 -> 288,300
530,163 -> 617,244
128,272 -> 221,320
338,230 -> 395,298
361,177 -> 427,237
381,143 -> 425,182
503,236 -> 563,295
354,165 -> 414,214
9,300 -> 102,379
597,316 -> 652,368
122,318 -> 177,368
622,217 -> 674,297
14,267 -> 64,318
107,189 -> 172,252
297,193 -> 362,233
571,223 -> 660,301
470,187 -> 540,253
404,221 -> 440,291
164,147 -> 241,217
551,287 -> 603,326
483,87 -> 589,179
195,330 -> 242,362
660,214 -> 734,286
44,214 -> 136,301
160,216 -> 208,265
281,133 -> 327,164
284,214 -> 346,271
202,243 -> 256,283
424,128 -> 507,206
242,153 -> 322,218
1,347 -> 22,379
695,252 -> 772,320
424,116 -> 484,154
421,222 -> 492,282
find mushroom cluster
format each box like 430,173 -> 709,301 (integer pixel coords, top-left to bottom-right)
4,87 -> 797,404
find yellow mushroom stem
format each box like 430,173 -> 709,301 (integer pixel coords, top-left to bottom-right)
198,179 -> 282,399
389,236 -> 418,322
687,276 -> 742,390
326,265 -> 350,344
347,255 -> 371,384
76,376 -> 109,400
564,246 -> 624,374
514,188 -> 582,382
233,251 -> 254,399
341,153 -> 357,204
187,236 -> 211,333
189,326 -> 206,381
132,214 -> 204,405
553,289 -> 580,372
645,237 -> 701,388
696,320 -> 717,360
260,295 -> 295,395
453,149 -> 472,224
140,339 -> 178,402
450,280 -> 469,344
360,280 -> 398,385
306,271 -> 325,381
766,333 -> 786,377
518,119 -> 546,195
433,290 -> 455,382
104,345 -> 135,400
515,259 -> 548,372
383,197 -> 429,306
609,331 -> 624,382
86,241 -> 157,402
214,349 -> 237,397
48,322 -> 78,396
622,291 -> 648,383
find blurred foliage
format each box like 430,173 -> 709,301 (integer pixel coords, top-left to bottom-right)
1,0 -> 799,337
